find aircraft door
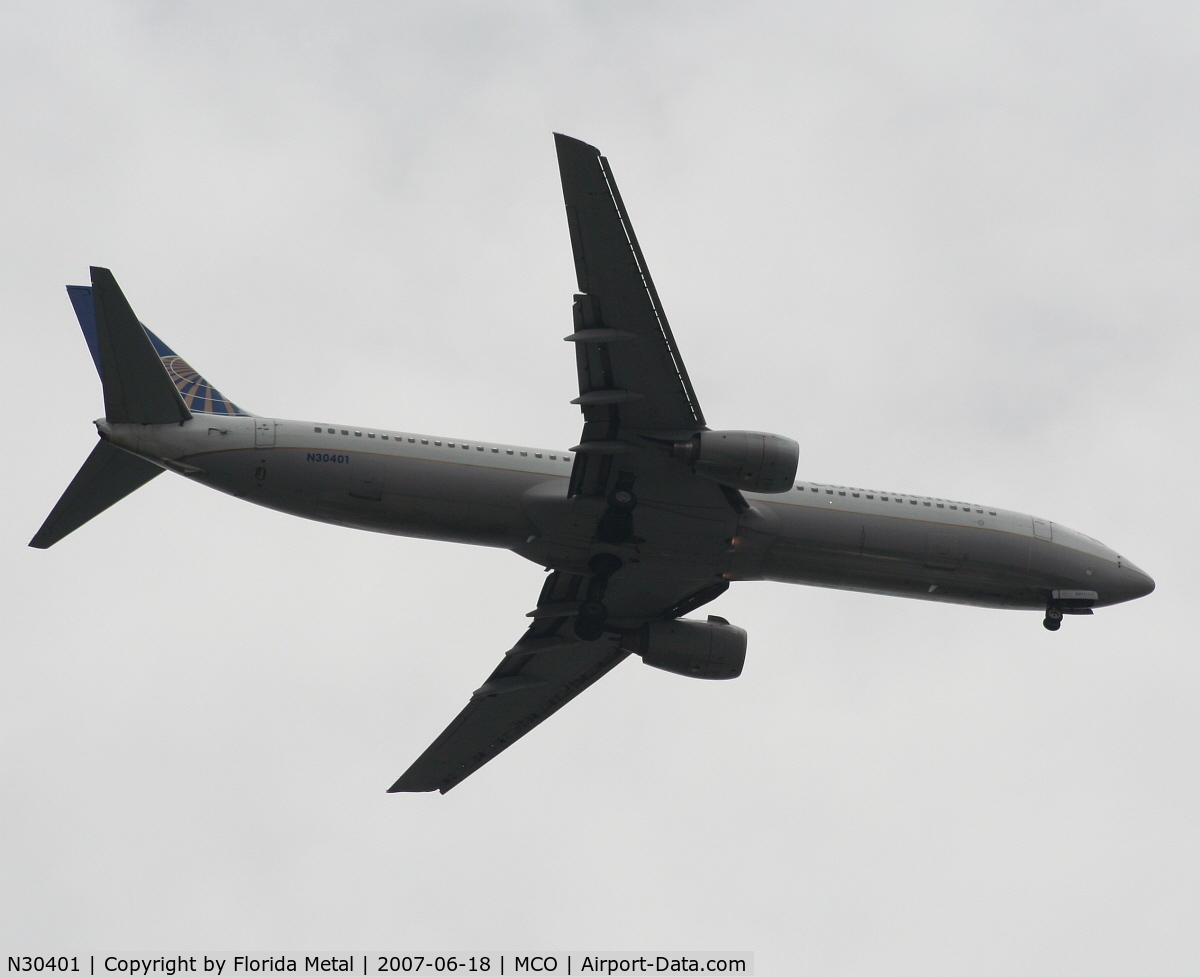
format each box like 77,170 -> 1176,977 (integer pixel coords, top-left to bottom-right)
254,418 -> 276,447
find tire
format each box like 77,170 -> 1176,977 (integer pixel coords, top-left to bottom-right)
578,600 -> 607,622
574,619 -> 605,641
608,490 -> 637,510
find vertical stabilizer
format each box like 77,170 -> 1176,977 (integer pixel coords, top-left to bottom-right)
29,440 -> 163,549
68,276 -> 247,417
88,267 -> 191,424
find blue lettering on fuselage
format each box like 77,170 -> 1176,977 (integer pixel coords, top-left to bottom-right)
306,453 -> 350,463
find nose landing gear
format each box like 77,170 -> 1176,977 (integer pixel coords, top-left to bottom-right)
1042,590 -> 1097,631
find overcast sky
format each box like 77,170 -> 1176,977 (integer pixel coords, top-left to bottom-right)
2,1 -> 1197,972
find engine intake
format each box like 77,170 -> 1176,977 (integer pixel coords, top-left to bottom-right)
623,616 -> 747,680
676,430 -> 799,494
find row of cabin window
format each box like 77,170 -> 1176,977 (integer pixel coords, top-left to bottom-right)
796,484 -> 996,516
312,427 -> 570,462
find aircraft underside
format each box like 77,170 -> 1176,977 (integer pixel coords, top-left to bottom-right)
114,414 -> 1145,618
30,134 -> 1154,792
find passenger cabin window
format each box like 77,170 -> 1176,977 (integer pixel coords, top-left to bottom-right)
535,453 -> 542,458
368,433 -> 375,438
506,449 -> 513,455
491,447 -> 499,453
381,435 -> 388,440
341,430 -> 349,435
520,451 -> 527,457
852,492 -> 859,498
434,441 -> 441,446
478,446 -> 484,451
313,427 -> 321,433
937,503 -> 943,508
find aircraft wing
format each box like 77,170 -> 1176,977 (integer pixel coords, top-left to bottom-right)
390,561 -> 729,793
391,138 -> 740,793
554,134 -> 730,508
556,133 -> 705,436
389,571 -> 629,794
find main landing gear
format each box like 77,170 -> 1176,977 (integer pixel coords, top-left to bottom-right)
1043,607 -> 1063,631
573,552 -> 624,641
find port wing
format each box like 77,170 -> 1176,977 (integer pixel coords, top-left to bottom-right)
390,564 -> 726,793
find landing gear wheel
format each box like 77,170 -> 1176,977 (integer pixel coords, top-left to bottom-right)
574,620 -> 605,641
579,600 -> 607,620
574,600 -> 608,641
608,490 -> 637,511
1042,617 -> 1061,631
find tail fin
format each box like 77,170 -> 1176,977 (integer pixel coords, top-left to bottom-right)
31,267 -> 248,549
29,440 -> 163,548
68,267 -> 248,419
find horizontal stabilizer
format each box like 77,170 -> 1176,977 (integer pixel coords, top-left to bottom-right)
89,267 -> 191,424
29,440 -> 163,549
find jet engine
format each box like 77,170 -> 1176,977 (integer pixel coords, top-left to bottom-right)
622,616 -> 747,680
675,430 -> 799,494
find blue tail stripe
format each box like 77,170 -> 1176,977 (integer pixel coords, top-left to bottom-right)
65,282 -> 247,417
66,285 -> 103,376
142,327 -> 176,358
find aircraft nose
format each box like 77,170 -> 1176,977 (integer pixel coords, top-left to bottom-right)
1101,561 -> 1155,605
1125,566 -> 1155,601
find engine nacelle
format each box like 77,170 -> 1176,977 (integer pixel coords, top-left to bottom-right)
678,430 -> 799,494
623,616 -> 747,680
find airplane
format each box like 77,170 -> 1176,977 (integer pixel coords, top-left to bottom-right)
30,134 -> 1155,793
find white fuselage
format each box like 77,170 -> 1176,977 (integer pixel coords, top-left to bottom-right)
102,414 -> 1155,613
